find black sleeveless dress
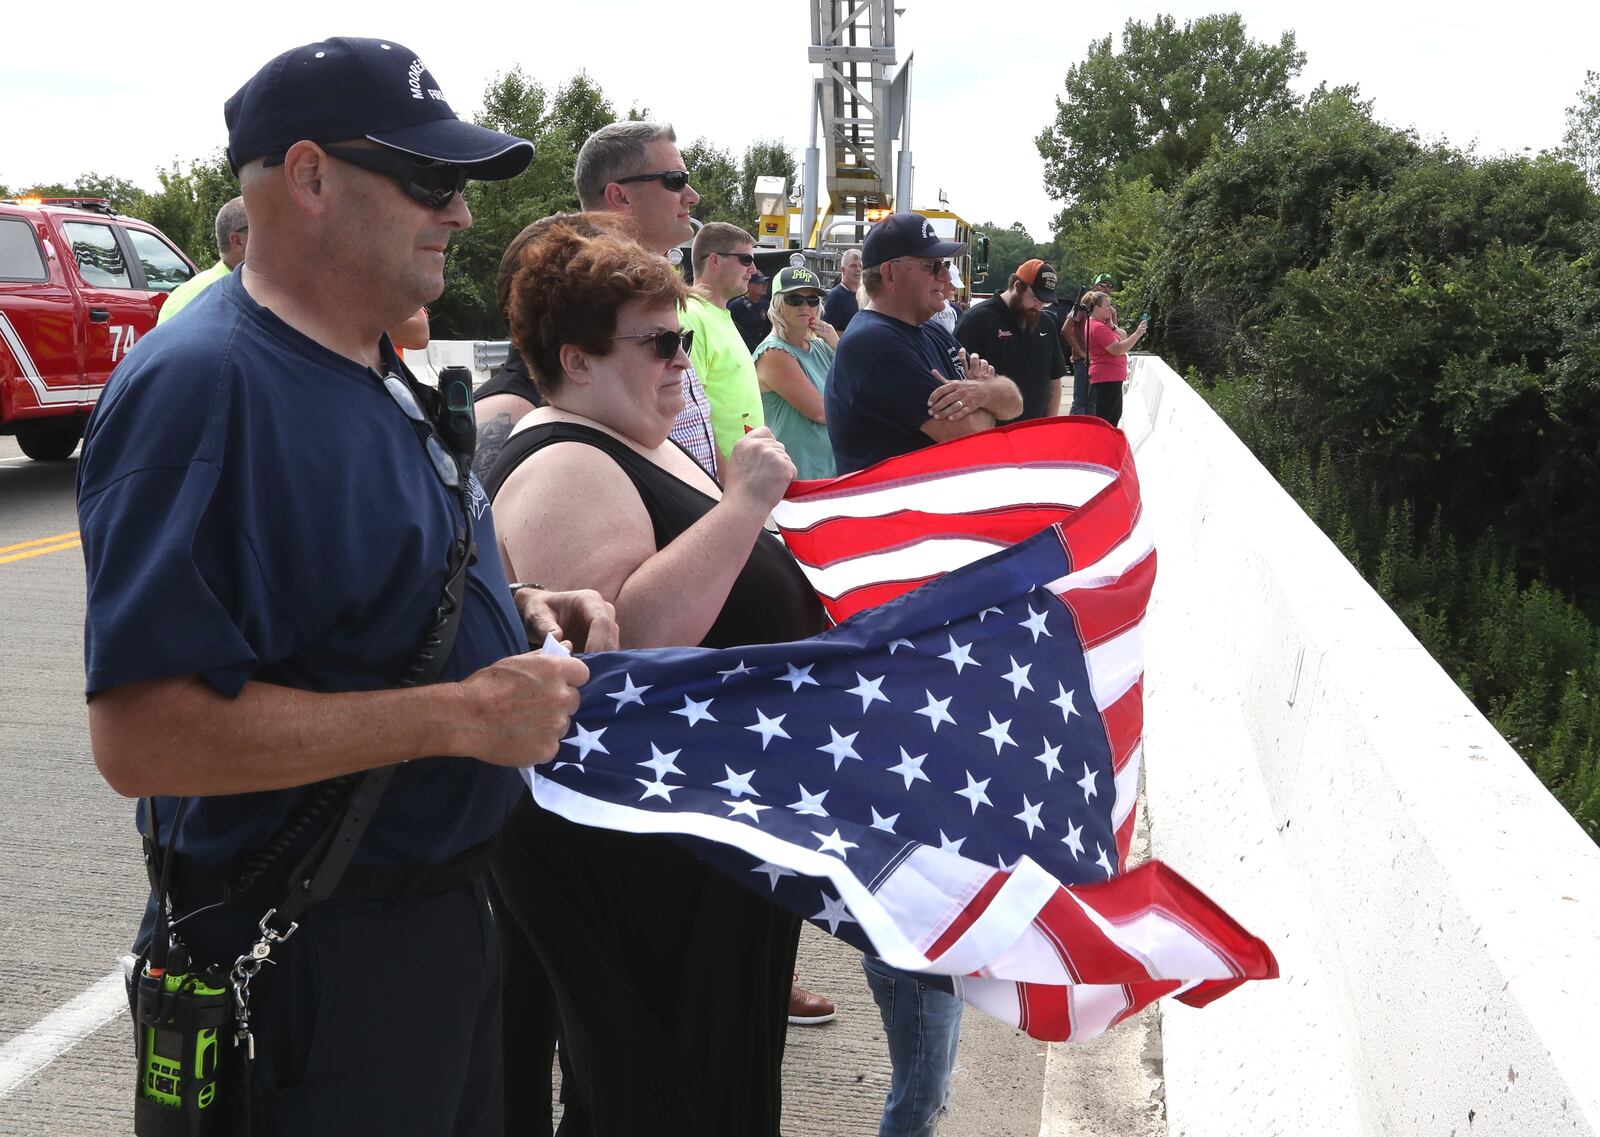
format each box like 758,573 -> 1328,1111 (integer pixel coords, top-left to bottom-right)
487,421 -> 826,1137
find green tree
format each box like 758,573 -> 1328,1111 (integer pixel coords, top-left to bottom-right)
974,222 -> 1046,291
1560,69 -> 1600,190
682,139 -> 743,227
1035,13 -> 1304,209
128,152 -> 240,264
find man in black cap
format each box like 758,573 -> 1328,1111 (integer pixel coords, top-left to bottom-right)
77,37 -> 612,1136
954,258 -> 1069,421
728,270 -> 771,353
825,211 -> 1022,474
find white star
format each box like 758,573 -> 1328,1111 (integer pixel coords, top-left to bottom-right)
635,776 -> 678,803
671,694 -> 717,726
978,713 -> 1017,754
718,659 -> 754,682
817,727 -> 863,770
637,743 -> 683,779
777,663 -> 820,691
753,861 -> 797,890
846,672 -> 890,712
1077,762 -> 1100,802
1014,796 -> 1045,839
812,892 -> 856,934
870,806 -> 900,833
1095,843 -> 1115,878
938,635 -> 981,674
997,855 -> 1019,872
712,765 -> 758,798
788,784 -> 830,817
1062,819 -> 1085,859
812,828 -> 859,859
1019,605 -> 1053,642
937,830 -> 966,855
954,771 -> 993,814
886,748 -> 931,790
1051,684 -> 1081,725
1002,656 -> 1034,698
606,673 -> 651,710
745,709 -> 792,749
549,761 -> 583,773
887,637 -> 916,654
561,722 -> 609,761
1031,738 -> 1064,780
977,606 -> 1004,621
725,799 -> 769,822
915,691 -> 956,732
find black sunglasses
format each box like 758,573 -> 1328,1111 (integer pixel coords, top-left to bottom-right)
297,144 -> 467,210
715,251 -> 756,266
614,169 -> 692,192
611,328 -> 694,360
782,293 -> 821,307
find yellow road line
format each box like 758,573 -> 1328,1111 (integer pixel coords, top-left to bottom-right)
0,539 -> 81,566
0,531 -> 80,556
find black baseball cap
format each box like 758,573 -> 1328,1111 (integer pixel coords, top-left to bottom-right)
225,37 -> 534,179
861,212 -> 963,268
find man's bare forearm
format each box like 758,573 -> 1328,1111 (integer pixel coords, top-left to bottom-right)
89,676 -> 474,798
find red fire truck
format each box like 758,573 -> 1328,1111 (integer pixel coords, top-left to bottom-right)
0,198 -> 197,460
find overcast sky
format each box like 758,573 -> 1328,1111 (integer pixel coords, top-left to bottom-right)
3,1 -> 1596,238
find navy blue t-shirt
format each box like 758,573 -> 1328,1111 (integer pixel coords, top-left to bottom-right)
77,271 -> 528,866
822,283 -> 859,333
825,308 -> 965,474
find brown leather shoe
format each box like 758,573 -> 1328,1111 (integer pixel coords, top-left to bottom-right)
788,979 -> 837,1025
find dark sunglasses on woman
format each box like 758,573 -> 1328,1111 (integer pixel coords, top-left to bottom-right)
264,144 -> 467,211
782,294 -> 822,308
611,328 -> 695,360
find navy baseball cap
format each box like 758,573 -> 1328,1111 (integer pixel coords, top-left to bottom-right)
225,37 -> 533,179
861,212 -> 963,268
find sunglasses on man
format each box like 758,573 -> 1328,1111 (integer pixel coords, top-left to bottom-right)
611,328 -> 695,360
265,144 -> 467,211
714,251 -> 756,266
614,169 -> 692,192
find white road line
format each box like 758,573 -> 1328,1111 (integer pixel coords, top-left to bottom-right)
0,971 -> 126,1098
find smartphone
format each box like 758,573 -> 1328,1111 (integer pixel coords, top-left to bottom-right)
1140,311 -> 1150,324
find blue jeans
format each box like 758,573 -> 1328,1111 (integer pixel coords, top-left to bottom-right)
861,956 -> 963,1137
1069,358 -> 1090,415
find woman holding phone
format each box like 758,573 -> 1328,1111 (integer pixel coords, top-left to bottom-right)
1083,289 -> 1147,426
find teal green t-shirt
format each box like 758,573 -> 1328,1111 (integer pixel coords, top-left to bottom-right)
753,333 -> 836,480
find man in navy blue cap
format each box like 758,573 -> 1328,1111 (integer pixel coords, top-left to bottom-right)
825,211 -> 1022,474
824,212 -> 1021,1137
78,37 -> 614,1136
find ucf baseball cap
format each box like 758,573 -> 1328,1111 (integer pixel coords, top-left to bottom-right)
861,212 -> 963,268
1015,259 -> 1058,302
225,37 -> 534,179
771,266 -> 824,294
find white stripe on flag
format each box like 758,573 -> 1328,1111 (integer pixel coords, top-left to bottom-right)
1067,982 -> 1136,1039
1112,744 -> 1142,833
1069,890 -> 1236,980
773,465 -> 1115,529
1044,516 -> 1156,595
1085,623 -> 1144,711
795,536 -> 1009,597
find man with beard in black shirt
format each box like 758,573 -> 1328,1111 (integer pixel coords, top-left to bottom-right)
954,259 -> 1067,421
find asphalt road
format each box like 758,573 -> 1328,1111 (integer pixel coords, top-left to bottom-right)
0,434 -> 1050,1136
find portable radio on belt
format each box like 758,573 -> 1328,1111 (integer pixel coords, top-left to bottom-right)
133,941 -> 233,1137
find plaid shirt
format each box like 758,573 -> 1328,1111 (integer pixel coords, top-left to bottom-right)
669,364 -> 718,477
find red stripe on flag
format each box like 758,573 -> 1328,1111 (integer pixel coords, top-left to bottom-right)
1101,681 -> 1143,771
1058,551 -> 1156,650
1032,888 -> 1151,985
783,507 -> 1078,568
925,869 -> 1010,963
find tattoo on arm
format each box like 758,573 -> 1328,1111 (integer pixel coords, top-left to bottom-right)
472,414 -> 515,483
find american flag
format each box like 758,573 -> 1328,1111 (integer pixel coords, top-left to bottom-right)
526,418 -> 1275,1042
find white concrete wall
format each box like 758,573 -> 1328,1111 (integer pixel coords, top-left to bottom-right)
1118,356 -> 1600,1135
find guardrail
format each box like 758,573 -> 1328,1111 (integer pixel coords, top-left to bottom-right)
1101,355 -> 1600,1135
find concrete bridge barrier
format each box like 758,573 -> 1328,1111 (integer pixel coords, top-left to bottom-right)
1068,356 -> 1600,1135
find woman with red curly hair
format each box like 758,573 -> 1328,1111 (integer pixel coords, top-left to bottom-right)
483,217 -> 824,1136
